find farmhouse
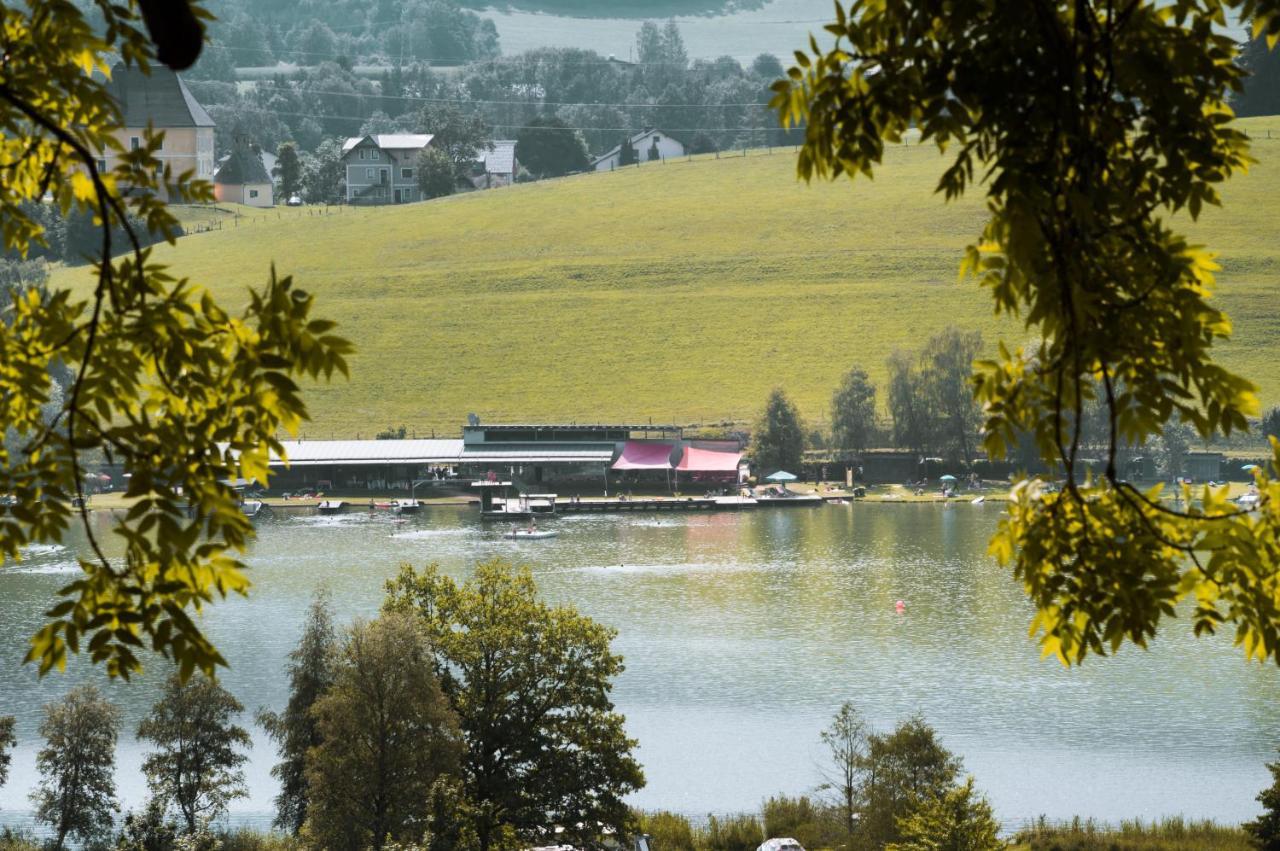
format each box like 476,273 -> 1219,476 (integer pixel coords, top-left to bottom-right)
341,134 -> 433,204
591,129 -> 686,171
101,63 -> 216,198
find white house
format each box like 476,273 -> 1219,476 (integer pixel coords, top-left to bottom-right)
213,144 -> 273,207
471,140 -> 518,188
591,129 -> 685,172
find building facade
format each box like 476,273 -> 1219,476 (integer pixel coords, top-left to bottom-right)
591,129 -> 685,172
340,134 -> 433,204
102,63 -> 215,198
214,143 -> 274,207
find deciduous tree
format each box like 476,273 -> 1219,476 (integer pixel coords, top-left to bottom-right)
417,103 -> 491,181
138,674 -> 251,833
0,0 -> 351,680
31,685 -> 122,851
752,388 -> 805,476
886,777 -> 1002,851
305,613 -> 462,851
886,352 -> 930,456
274,142 -> 302,198
0,715 -> 13,789
831,367 -> 878,457
258,588 -> 337,835
819,701 -> 868,841
418,147 -> 458,199
773,0 -> 1280,665
858,717 -> 962,850
918,328 -> 983,464
515,116 -> 589,178
384,559 -> 644,851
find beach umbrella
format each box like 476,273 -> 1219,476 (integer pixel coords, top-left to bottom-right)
1242,464 -> 1260,471
765,471 -> 798,482
939,474 -> 958,482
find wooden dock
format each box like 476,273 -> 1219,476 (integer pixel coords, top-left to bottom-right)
548,497 -> 720,514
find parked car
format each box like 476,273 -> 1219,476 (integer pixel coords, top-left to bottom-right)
758,840 -> 805,851
286,194 -> 303,206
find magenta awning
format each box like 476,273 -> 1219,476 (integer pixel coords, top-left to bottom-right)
676,446 -> 742,472
611,441 -> 676,470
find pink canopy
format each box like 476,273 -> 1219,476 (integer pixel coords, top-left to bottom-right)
611,441 -> 675,470
676,446 -> 742,472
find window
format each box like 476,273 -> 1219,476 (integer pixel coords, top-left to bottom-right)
366,167 -> 375,179
96,159 -> 108,172
368,149 -> 378,161
654,135 -> 661,142
401,167 -> 414,179
130,137 -> 140,150
249,189 -> 259,198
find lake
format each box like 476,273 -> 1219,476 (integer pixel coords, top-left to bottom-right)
1,502 -> 1277,830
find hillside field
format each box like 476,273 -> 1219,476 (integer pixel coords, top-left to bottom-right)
54,118 -> 1280,436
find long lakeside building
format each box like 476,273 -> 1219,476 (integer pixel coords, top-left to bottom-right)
261,422 -> 746,493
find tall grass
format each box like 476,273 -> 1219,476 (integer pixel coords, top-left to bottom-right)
1012,815 -> 1254,851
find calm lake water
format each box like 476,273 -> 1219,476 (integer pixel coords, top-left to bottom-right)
1,503 -> 1278,829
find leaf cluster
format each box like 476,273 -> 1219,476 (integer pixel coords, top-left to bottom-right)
772,0 -> 1280,664
1,0 -> 351,679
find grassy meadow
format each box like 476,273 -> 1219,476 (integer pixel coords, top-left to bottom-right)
53,118 -> 1280,436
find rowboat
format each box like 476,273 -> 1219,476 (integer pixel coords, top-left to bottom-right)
503,528 -> 558,540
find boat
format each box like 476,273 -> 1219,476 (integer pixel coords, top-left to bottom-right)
393,499 -> 423,514
971,496 -> 985,505
712,495 -> 758,509
240,499 -> 270,518
316,500 -> 347,515
503,528 -> 558,540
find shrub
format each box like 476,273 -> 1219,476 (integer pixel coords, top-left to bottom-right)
634,810 -> 697,851
704,814 -> 763,851
761,795 -> 841,850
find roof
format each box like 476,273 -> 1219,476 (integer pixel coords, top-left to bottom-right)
591,128 -> 681,166
268,439 -> 464,467
215,145 -> 272,185
460,446 -> 615,464
108,63 -> 214,128
612,441 -> 676,471
478,140 -> 517,174
677,446 -> 742,472
341,134 -> 434,155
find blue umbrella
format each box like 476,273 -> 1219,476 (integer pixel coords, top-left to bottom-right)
765,471 -> 798,482
939,474 -> 959,482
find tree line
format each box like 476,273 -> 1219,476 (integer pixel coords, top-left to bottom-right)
180,19 -> 796,198
0,559 -> 641,851
750,325 -> 1280,479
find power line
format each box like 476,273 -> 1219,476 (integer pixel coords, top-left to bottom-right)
205,103 -> 792,134
236,86 -> 777,109
217,42 -> 790,67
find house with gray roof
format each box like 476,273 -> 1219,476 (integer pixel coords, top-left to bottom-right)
214,141 -> 274,207
340,134 -> 434,204
102,63 -> 216,198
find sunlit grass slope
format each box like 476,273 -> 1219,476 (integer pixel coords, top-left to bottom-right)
55,118 -> 1280,435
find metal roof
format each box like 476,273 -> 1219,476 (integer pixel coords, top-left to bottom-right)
270,439 -> 463,466
459,448 -> 614,463
342,134 -> 434,154
478,140 -> 517,175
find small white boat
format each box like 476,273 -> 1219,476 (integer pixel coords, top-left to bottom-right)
503,528 -> 558,540
393,499 -> 423,514
971,495 -> 985,505
316,500 -> 347,515
241,499 -> 270,518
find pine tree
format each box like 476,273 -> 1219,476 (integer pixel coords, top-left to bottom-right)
618,135 -> 638,167
752,388 -> 805,476
1246,752 -> 1280,851
258,588 -> 337,835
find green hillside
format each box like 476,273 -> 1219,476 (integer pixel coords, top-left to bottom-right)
54,118 -> 1280,436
